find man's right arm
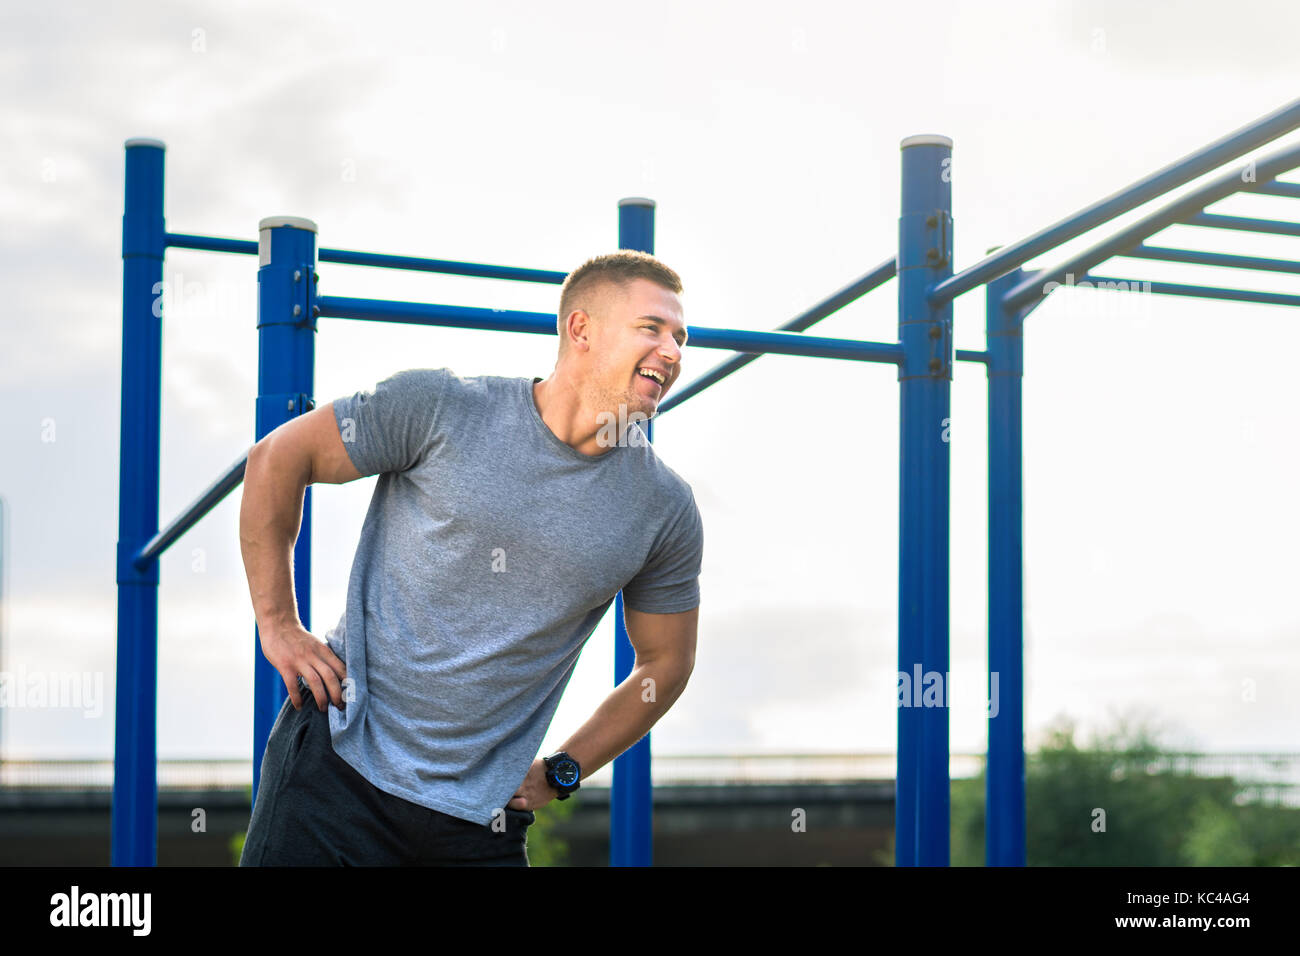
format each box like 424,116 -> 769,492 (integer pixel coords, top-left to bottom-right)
239,402 -> 362,711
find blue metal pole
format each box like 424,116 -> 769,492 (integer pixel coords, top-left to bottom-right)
163,232 -> 570,284
1252,179 -> 1300,198
113,138 -> 166,867
611,197 -> 656,867
985,260 -> 1026,867
251,217 -> 318,807
1123,244 -> 1300,275
319,248 -> 567,284
1082,276 -> 1300,309
896,135 -> 953,867
134,455 -> 248,569
317,296 -> 904,362
1184,211 -> 1300,237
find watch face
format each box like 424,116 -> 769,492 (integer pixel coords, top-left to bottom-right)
552,760 -> 579,787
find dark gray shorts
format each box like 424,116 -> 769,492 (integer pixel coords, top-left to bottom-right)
239,683 -> 534,866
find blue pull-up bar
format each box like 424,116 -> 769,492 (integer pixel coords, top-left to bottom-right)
931,96 -> 1300,305
115,95 -> 1300,867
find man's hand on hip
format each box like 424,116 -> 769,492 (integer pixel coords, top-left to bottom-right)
508,759 -> 558,811
258,620 -> 348,712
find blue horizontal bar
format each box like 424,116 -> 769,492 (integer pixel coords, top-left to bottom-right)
956,350 -> 989,364
929,96 -> 1300,305
166,233 -> 258,255
165,232 -> 566,283
1003,140 -> 1300,311
686,327 -> 902,363
658,256 -> 897,414
1184,211 -> 1300,237
1086,275 -> 1300,308
133,453 -> 249,569
1123,244 -> 1300,274
1251,180 -> 1300,198
318,296 -> 558,333
319,248 -> 567,284
317,295 -> 904,363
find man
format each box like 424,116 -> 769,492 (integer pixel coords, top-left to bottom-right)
238,250 -> 703,866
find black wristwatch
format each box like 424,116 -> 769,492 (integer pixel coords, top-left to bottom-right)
543,751 -> 582,800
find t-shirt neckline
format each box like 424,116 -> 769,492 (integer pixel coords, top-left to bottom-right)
524,377 -> 620,464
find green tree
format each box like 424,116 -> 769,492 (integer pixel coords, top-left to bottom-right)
1182,797 -> 1253,866
947,713 -> 1300,866
526,795 -> 577,866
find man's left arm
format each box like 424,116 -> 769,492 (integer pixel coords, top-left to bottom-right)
508,605 -> 698,810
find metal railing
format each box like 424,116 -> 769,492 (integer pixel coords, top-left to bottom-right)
7,753 -> 1297,801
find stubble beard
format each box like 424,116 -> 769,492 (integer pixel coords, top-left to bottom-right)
585,368 -> 654,433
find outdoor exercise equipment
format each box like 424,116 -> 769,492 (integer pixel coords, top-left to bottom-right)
115,96 -> 1300,865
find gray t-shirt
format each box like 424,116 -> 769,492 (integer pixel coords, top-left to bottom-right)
322,367 -> 703,825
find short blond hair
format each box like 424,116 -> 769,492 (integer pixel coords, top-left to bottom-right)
556,251 -> 683,354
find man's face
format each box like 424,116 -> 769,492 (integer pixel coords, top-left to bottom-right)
583,277 -> 687,422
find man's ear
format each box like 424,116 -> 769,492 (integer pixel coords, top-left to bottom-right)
567,309 -> 594,353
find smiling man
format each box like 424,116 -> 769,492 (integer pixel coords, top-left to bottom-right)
540,255 -> 687,454
238,250 -> 703,866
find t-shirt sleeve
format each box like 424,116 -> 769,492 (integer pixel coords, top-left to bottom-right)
622,490 -> 704,614
330,368 -> 449,477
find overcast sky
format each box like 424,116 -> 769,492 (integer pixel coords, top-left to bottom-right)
2,1 -> 1297,781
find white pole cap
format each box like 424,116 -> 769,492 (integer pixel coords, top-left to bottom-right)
258,216 -> 318,232
900,135 -> 953,149
258,217 -> 318,266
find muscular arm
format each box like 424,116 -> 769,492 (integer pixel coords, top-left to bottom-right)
239,440 -> 310,635
509,605 -> 698,809
239,402 -> 362,710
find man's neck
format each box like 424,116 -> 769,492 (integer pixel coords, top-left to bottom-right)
532,376 -> 619,458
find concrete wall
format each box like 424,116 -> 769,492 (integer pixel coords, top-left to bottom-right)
0,782 -> 895,866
